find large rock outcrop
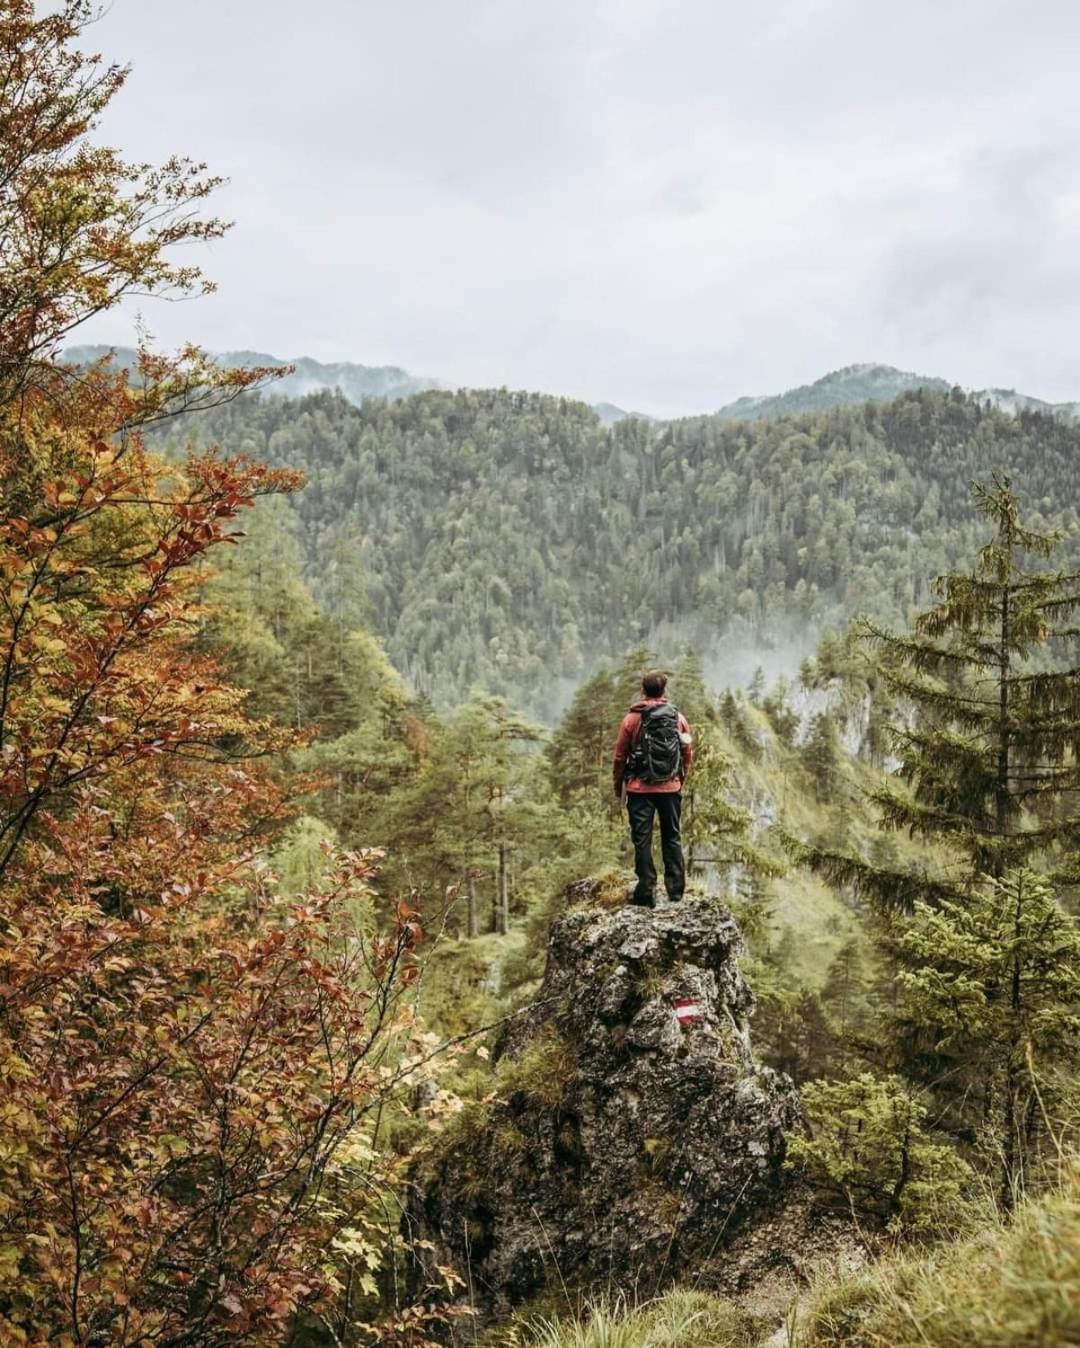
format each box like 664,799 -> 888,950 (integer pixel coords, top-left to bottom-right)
408,882 -> 800,1313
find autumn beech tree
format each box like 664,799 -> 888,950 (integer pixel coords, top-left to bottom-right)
1,0 -> 257,407
0,5 -> 428,1342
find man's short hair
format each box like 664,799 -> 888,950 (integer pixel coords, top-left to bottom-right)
642,669 -> 668,698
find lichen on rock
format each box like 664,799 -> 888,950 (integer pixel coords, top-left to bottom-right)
408,881 -> 800,1313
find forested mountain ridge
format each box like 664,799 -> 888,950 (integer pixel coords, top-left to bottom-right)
162,383 -> 1080,715
714,360 -> 1080,421
715,362 -> 950,419
67,345 -> 1080,425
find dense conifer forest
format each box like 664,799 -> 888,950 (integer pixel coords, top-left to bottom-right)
163,385 -> 1080,713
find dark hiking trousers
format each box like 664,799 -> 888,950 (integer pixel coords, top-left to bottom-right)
627,791 -> 685,903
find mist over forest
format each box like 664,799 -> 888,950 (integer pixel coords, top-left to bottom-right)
158,380 -> 1080,719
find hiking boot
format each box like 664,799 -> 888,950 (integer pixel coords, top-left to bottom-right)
628,892 -> 655,909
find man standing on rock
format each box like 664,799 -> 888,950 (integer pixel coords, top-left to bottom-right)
612,670 -> 693,907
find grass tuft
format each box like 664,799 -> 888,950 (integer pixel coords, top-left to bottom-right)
521,1290 -> 763,1348
581,870 -> 634,910
796,1163 -> 1080,1347
500,1030 -> 576,1110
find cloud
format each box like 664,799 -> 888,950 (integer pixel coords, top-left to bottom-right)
81,0 -> 1080,414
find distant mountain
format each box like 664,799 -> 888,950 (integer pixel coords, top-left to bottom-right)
63,348 -> 1079,426
715,362 -> 949,421
63,345 -> 645,424
219,350 -> 441,402
62,346 -> 441,404
973,386 -> 1080,420
591,401 -> 654,427
714,362 -> 1080,423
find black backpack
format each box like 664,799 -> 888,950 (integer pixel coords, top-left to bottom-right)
628,704 -> 683,784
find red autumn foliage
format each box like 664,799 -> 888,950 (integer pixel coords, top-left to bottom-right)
0,388 -> 430,1347
0,5 -> 427,1343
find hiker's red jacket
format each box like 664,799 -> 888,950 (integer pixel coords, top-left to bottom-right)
612,698 -> 693,796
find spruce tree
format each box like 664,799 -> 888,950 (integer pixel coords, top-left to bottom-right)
802,712 -> 842,803
794,476 -> 1080,905
899,870 -> 1080,1209
820,937 -> 873,1069
877,477 -> 1080,883
789,477 -> 1080,1205
718,689 -> 762,761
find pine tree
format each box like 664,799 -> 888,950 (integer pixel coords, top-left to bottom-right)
802,712 -> 842,802
819,937 -> 873,1070
388,695 -> 543,937
792,476 -> 1080,907
876,477 -> 1080,883
899,870 -> 1080,1208
671,647 -> 717,730
788,477 -> 1080,1207
545,667 -> 620,801
545,647 -> 653,801
769,989 -> 832,1084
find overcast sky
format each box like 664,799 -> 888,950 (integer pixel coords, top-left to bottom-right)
82,0 -> 1080,417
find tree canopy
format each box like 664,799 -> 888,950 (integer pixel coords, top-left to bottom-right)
154,383 -> 1080,717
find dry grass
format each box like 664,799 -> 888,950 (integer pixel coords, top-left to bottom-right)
582,870 -> 635,909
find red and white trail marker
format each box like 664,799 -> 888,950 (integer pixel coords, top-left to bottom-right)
674,997 -> 704,1027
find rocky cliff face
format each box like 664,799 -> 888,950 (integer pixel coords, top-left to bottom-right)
408,883 -> 799,1313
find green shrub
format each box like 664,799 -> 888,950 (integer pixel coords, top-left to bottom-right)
788,1073 -> 982,1236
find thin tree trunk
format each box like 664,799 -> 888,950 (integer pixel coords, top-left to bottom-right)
1001,1069 -> 1018,1213
466,872 -> 479,939
992,533 -> 1016,1208
497,841 -> 510,935
889,1117 -> 913,1225
1002,873 -> 1025,1210
995,545 -> 1011,876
